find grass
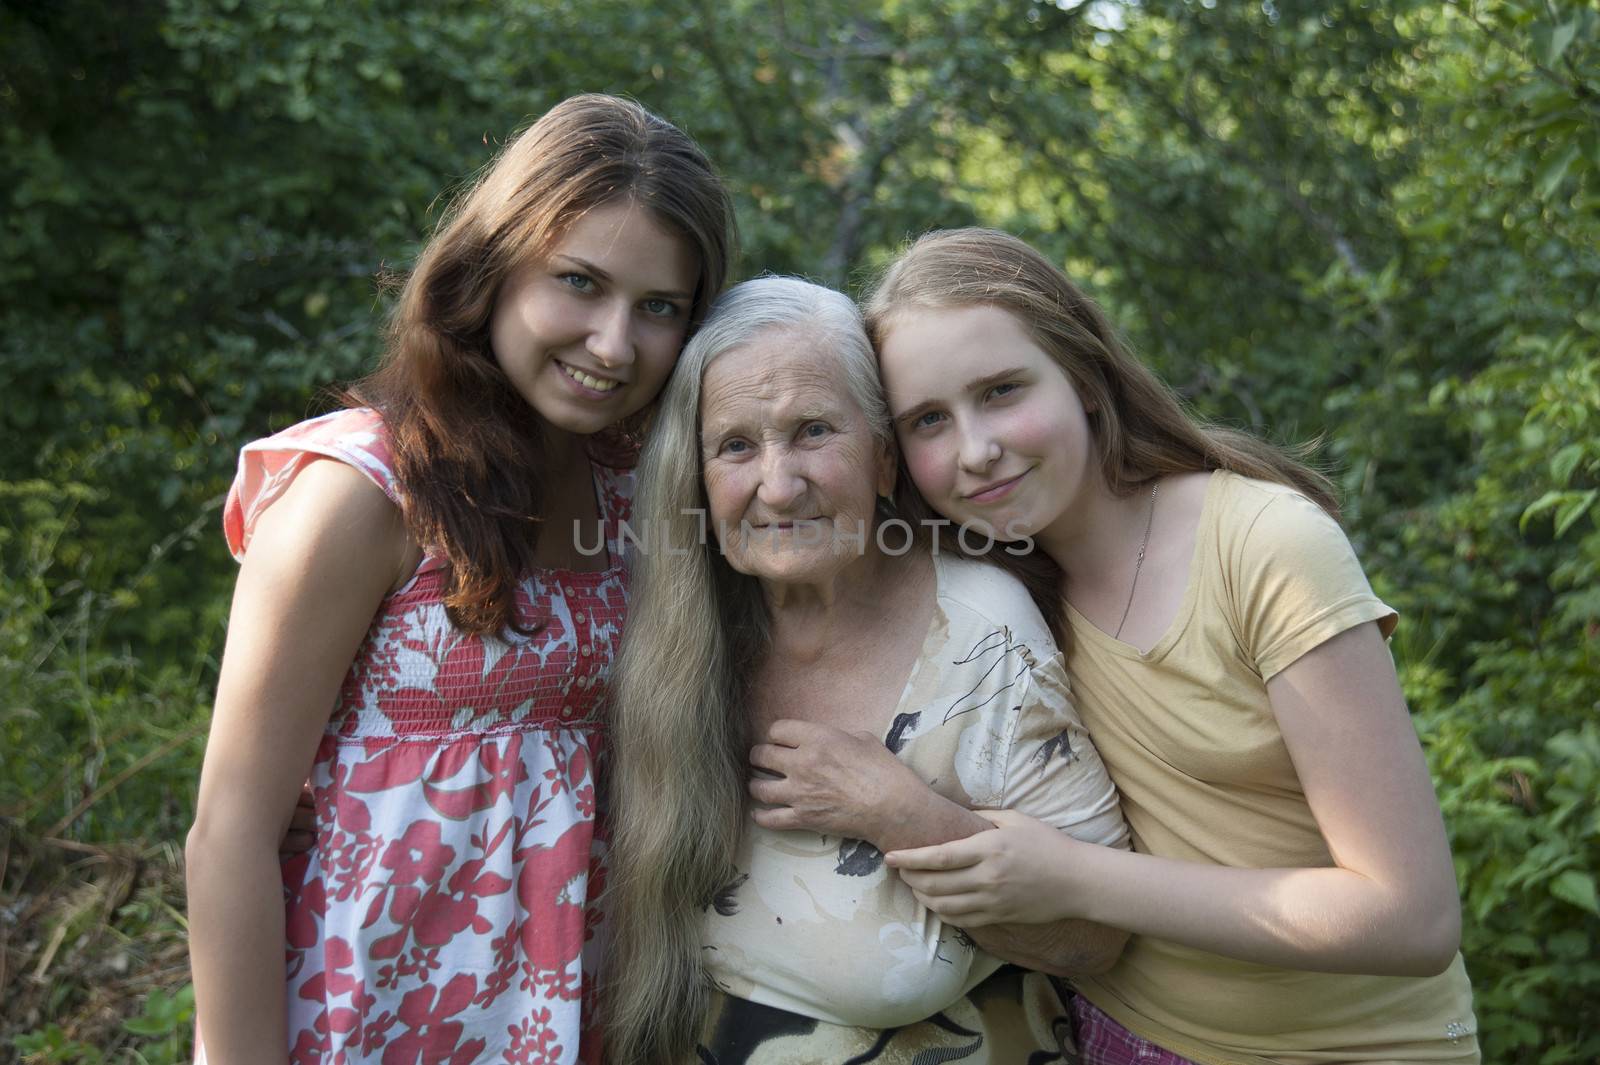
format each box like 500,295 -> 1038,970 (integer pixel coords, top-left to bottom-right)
2,485 -> 209,1063
3,825 -> 195,1064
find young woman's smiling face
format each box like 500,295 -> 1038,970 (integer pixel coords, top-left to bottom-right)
878,303 -> 1098,542
489,199 -> 698,436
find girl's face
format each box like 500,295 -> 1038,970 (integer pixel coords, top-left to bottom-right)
489,200 -> 699,436
878,303 -> 1097,541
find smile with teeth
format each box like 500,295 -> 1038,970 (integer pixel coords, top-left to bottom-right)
558,361 -> 622,393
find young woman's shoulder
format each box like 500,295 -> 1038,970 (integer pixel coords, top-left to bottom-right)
244,458 -> 409,573
223,408 -> 418,589
224,408 -> 393,552
1209,467 -> 1317,516
1207,471 -> 1395,680
1209,470 -> 1347,562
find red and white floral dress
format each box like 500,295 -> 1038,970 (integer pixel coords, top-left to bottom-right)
214,407 -> 631,1065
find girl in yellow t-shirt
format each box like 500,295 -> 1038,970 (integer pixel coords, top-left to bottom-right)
857,229 -> 1478,1065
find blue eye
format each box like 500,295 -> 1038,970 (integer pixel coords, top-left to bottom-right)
988,382 -> 1019,400
912,410 -> 945,430
643,297 -> 682,318
801,422 -> 831,439
722,439 -> 750,455
560,273 -> 596,293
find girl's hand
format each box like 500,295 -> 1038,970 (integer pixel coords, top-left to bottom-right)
278,782 -> 316,859
885,808 -> 1082,927
748,719 -> 931,846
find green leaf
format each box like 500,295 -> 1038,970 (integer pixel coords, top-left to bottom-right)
123,1016 -> 172,1036
1540,1043 -> 1586,1064
1501,931 -> 1542,956
1548,929 -> 1593,962
1521,489 -> 1598,535
1558,585 -> 1600,626
1550,443 -> 1587,485
1551,870 -> 1600,915
1535,143 -> 1582,201
1533,18 -> 1580,69
1555,489 -> 1598,537
1522,490 -> 1567,531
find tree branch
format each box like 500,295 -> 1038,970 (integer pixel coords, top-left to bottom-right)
773,0 -> 898,61
1093,51 -> 1399,338
684,0 -> 769,154
820,92 -> 930,288
1451,0 -> 1600,122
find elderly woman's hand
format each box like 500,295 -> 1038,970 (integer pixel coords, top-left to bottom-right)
748,719 -> 935,847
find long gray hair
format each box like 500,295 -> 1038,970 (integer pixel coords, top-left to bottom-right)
604,276 -> 887,1064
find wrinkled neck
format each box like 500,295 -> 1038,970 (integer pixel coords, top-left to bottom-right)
761,544 -> 918,663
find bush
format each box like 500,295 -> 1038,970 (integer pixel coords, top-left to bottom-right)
2,481 -> 209,1061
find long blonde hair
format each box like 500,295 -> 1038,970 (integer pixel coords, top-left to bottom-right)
865,228 -> 1337,519
604,278 -> 885,1064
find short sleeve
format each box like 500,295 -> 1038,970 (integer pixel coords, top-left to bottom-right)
1000,654 -> 1130,850
221,408 -> 427,565
1234,490 -> 1397,682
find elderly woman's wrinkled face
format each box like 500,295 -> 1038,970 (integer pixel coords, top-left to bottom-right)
699,327 -> 894,586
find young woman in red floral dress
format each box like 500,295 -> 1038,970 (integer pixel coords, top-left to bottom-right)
185,95 -> 734,1065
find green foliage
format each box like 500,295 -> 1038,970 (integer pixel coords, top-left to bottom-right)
1350,4 -> 1600,1059
2,481 -> 206,1059
5,841 -> 196,1063
1423,719 -> 1600,1062
13,1025 -> 105,1065
119,984 -> 197,1065
3,1 -> 1597,1061
1,481 -> 211,842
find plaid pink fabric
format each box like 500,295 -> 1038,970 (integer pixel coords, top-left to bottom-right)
1072,995 -> 1201,1065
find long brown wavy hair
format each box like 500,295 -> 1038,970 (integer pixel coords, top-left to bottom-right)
345,94 -> 735,635
865,228 -> 1337,637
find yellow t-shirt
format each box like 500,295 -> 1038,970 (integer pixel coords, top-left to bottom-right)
1069,472 -> 1479,1065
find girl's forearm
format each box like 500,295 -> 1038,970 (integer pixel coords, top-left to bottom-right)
1063,840 -> 1460,977
186,833 -> 293,1065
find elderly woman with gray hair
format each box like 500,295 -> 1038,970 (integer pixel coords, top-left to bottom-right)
603,276 -> 1130,1064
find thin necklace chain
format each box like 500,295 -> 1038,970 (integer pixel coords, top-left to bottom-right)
1113,479 -> 1160,642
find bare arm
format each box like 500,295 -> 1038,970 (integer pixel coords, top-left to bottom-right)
186,460 -> 413,1065
748,722 -> 1128,976
888,622 -> 1462,977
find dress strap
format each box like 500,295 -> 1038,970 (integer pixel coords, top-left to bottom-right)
222,407 -> 447,579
